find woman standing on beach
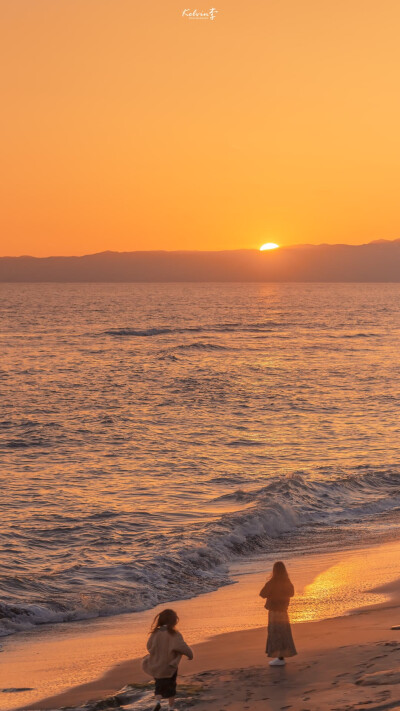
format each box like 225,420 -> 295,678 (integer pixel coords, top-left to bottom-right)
260,561 -> 297,666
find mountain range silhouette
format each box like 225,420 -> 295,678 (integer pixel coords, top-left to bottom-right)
2,240 -> 400,281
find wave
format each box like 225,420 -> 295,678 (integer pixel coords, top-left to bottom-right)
103,321 -> 284,338
157,341 -> 235,359
227,439 -> 265,447
174,342 -> 231,351
105,327 -> 202,337
327,332 -> 380,339
5,437 -> 50,449
1,467 -> 400,638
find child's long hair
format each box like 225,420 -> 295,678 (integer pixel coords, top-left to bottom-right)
150,608 -> 178,635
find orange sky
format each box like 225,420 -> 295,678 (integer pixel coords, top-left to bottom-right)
2,0 -> 400,256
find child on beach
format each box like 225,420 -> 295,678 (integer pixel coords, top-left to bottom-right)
142,609 -> 193,711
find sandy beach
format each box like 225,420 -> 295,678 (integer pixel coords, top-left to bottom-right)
18,605 -> 400,711
2,539 -> 400,711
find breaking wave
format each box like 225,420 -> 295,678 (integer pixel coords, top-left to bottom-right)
1,466 -> 400,637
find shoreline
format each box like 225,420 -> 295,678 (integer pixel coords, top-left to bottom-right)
3,539 -> 400,711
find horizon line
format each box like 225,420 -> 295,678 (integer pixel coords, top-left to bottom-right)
2,238 -> 400,260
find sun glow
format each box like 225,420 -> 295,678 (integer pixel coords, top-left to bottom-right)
260,243 -> 280,251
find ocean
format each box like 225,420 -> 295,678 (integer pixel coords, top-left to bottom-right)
1,282 -> 400,638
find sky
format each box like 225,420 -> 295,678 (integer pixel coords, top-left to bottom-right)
1,0 -> 400,257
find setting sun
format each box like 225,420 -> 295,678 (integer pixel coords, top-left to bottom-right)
260,243 -> 280,251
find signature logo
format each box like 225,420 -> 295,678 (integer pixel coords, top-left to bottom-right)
182,8 -> 219,20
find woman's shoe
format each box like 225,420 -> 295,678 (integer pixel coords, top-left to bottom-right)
151,703 -> 161,711
269,658 -> 286,666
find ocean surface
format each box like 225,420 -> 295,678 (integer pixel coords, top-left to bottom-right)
1,282 -> 400,638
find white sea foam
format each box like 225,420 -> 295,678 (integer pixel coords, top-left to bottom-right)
1,467 -> 399,637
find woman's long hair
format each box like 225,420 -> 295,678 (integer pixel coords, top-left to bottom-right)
150,608 -> 178,635
271,561 -> 290,581
267,561 -> 292,597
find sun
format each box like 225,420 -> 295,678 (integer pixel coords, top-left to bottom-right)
260,242 -> 279,251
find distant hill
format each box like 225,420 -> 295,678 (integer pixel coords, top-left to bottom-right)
1,241 -> 400,282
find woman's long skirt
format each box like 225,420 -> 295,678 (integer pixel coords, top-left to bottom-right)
266,610 -> 297,658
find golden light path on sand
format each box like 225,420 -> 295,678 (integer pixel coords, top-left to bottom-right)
292,548 -> 392,623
